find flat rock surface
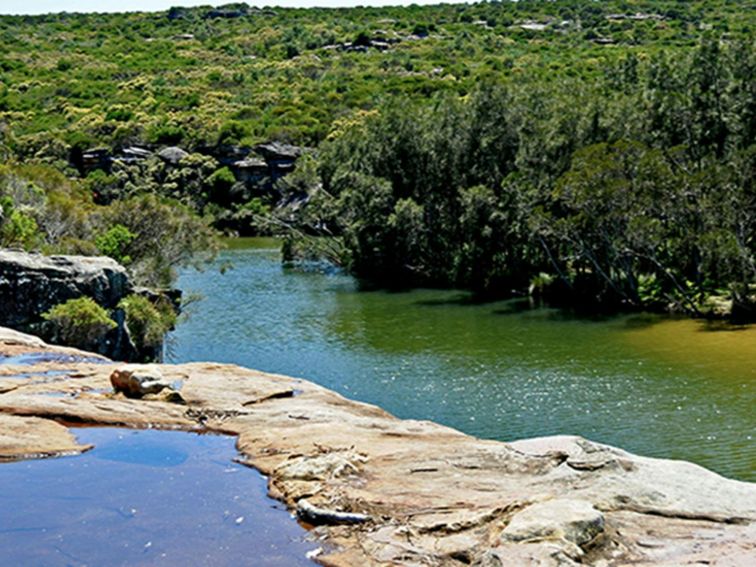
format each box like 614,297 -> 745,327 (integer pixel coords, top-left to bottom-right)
1,327 -> 754,566
0,413 -> 91,460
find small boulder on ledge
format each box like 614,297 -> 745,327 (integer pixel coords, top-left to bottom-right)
110,367 -> 175,398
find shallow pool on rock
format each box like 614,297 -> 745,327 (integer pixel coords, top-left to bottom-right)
0,428 -> 316,566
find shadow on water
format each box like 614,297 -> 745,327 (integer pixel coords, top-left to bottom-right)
415,292 -> 506,307
696,320 -> 753,333
0,428 -> 316,566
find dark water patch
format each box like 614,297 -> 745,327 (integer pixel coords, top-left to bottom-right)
0,428 -> 316,566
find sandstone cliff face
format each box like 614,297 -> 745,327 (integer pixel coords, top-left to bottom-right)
0,249 -> 131,328
0,327 -> 754,566
0,250 -> 178,362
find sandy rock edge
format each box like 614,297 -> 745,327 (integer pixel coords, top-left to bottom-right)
1,327 -> 754,566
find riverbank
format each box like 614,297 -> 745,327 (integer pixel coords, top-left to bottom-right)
170,240 -> 755,481
1,326 -> 754,566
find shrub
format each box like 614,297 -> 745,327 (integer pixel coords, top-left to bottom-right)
101,194 -> 219,287
208,166 -> 236,203
118,294 -> 177,351
42,297 -> 116,348
95,224 -> 136,264
239,197 -> 270,215
56,59 -> 72,71
147,123 -> 186,145
1,208 -> 40,250
105,106 -> 134,122
85,169 -> 119,204
217,121 -> 248,145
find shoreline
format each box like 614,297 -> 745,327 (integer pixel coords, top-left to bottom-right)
1,326 -> 755,565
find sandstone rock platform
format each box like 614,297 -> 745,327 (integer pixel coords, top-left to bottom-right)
1,326 -> 754,566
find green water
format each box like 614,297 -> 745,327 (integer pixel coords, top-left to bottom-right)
169,239 -> 755,481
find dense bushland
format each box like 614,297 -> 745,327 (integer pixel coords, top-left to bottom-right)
0,1 -> 753,317
0,162 -> 218,287
0,1 -> 751,153
286,39 -> 755,318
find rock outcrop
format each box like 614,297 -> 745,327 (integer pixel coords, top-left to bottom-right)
0,327 -> 754,566
0,250 -> 178,362
157,146 -> 189,165
0,249 -> 131,328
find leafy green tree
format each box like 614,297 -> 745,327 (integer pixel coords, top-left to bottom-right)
100,194 -> 219,286
95,224 -> 136,265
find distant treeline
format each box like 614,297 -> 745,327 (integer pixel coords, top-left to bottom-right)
285,39 -> 755,319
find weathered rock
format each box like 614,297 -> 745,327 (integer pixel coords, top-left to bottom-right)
296,499 -> 371,525
113,146 -> 153,164
0,413 -> 92,460
0,324 -> 109,361
0,250 -> 180,362
157,146 -> 189,165
80,147 -> 111,172
110,367 -> 175,398
0,249 -> 131,328
205,7 -> 249,19
1,327 -> 754,566
500,498 -> 605,551
254,141 -> 302,162
474,545 -> 580,567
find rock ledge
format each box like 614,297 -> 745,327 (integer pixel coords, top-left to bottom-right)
0,327 -> 754,566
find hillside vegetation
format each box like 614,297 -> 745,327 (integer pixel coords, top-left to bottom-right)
0,1 -> 753,316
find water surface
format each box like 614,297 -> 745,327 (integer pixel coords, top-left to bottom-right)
169,240 -> 755,481
0,428 -> 316,566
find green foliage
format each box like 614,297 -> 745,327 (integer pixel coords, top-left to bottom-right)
0,1 -> 749,151
208,166 -> 236,204
287,40 -> 755,316
85,169 -> 119,203
105,106 -> 134,122
102,194 -> 219,287
147,123 -> 186,145
0,2 -> 752,317
118,294 -> 177,352
42,297 -> 116,348
217,121 -> 249,146
95,224 -> 136,264
0,195 -> 40,249
240,197 -> 270,215
0,160 -> 218,287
